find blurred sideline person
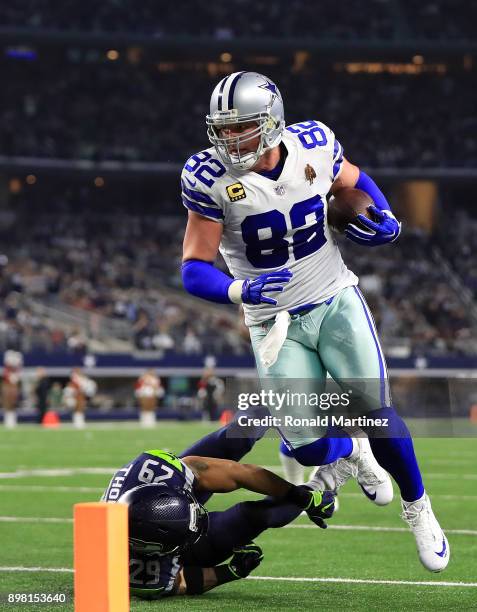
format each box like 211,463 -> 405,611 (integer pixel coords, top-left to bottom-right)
180,71 -> 448,571
33,367 -> 51,424
2,350 -> 23,428
104,414 -> 335,599
47,382 -> 63,412
135,369 -> 164,428
62,367 -> 97,428
197,363 -> 224,421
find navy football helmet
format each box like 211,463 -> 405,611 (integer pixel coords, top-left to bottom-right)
119,483 -> 208,556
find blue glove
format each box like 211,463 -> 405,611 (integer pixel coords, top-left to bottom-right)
345,206 -> 401,247
241,269 -> 293,305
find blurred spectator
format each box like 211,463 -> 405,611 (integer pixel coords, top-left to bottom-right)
0,0 -> 475,40
135,369 -> 164,427
183,328 -> 202,354
197,363 -> 225,421
62,367 -> 97,428
1,350 -> 23,428
0,58 -> 475,168
47,381 -> 64,411
0,206 -> 474,358
33,366 -> 51,423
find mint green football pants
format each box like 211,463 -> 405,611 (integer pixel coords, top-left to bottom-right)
249,286 -> 391,448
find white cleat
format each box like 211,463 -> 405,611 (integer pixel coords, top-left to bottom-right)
309,437 -> 393,506
352,437 -> 394,506
401,493 -> 450,572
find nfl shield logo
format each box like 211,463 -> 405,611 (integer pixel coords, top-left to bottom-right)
274,184 -> 286,196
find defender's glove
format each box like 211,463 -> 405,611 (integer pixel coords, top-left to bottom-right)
228,543 -> 264,578
285,485 -> 336,529
303,489 -> 336,529
345,206 -> 401,247
241,269 -> 293,305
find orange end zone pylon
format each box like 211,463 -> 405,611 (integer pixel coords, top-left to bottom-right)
74,502 -> 129,612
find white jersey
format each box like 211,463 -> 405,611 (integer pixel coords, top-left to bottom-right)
181,120 -> 358,326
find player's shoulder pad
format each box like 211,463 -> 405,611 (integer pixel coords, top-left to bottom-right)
285,119 -> 336,153
285,119 -> 343,179
144,449 -> 184,472
181,146 -> 226,222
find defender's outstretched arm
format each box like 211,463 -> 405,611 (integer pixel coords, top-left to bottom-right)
182,455 -> 335,528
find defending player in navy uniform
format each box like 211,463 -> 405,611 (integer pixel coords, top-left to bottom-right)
103,417 -> 335,599
180,71 -> 449,572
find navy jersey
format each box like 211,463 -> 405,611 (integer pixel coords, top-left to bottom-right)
103,449 -> 195,598
102,449 -> 195,502
128,551 -> 182,599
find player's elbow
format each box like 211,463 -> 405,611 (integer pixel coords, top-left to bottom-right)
181,259 -> 213,298
182,259 -> 201,297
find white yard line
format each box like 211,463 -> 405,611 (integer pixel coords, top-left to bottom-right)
0,485 -> 104,493
1,466 -> 476,480
427,459 -> 476,465
0,566 -> 475,588
0,467 -> 116,479
0,566 -> 73,573
0,484 -> 476,502
0,516 -> 72,523
340,492 -> 477,501
263,466 -> 477,479
248,576 -> 477,588
423,473 -> 477,480
0,516 -> 475,535
285,524 -> 477,536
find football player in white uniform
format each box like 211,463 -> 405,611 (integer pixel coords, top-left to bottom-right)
180,71 -> 449,572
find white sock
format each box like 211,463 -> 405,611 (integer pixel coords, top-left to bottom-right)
348,438 -> 360,460
279,452 -> 305,485
4,411 -> 17,428
73,412 -> 85,428
140,411 -> 156,428
402,491 -> 426,506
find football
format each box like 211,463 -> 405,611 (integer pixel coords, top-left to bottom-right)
327,187 -> 374,233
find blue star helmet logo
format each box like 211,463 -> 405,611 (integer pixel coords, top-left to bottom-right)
259,80 -> 279,97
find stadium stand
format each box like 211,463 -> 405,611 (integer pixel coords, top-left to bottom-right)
0,0 -> 475,364
1,0 -> 476,40
1,58 -> 476,167
1,203 -> 475,357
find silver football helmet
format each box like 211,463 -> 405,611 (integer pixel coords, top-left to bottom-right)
206,71 -> 285,171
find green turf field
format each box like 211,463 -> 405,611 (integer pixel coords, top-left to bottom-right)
0,423 -> 476,611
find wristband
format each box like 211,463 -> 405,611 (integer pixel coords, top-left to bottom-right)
183,566 -> 205,595
228,279 -> 244,304
284,484 -> 312,509
355,171 -> 391,212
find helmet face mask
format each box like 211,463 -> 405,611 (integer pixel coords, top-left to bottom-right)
119,484 -> 209,557
206,72 -> 285,172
